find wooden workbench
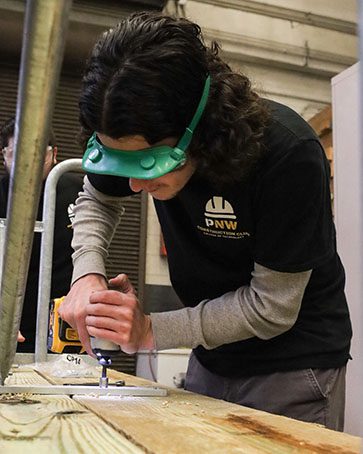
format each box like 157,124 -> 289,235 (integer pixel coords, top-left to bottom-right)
0,364 -> 361,453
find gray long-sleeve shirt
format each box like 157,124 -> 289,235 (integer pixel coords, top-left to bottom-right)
72,176 -> 311,351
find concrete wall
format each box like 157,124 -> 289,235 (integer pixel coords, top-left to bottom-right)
165,0 -> 357,119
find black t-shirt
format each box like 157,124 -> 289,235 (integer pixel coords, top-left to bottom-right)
0,172 -> 82,352
88,100 -> 352,376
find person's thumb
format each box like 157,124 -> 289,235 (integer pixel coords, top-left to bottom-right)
109,273 -> 135,295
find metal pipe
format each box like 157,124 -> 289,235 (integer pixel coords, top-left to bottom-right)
0,219 -> 5,281
0,0 -> 72,384
35,159 -> 83,362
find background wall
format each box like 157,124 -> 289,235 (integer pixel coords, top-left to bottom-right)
165,0 -> 357,118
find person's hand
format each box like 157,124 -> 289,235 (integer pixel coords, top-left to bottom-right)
17,331 -> 25,342
85,273 -> 154,354
58,273 -> 108,355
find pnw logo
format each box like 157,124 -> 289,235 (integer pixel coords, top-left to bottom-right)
204,196 -> 237,230
197,196 -> 250,239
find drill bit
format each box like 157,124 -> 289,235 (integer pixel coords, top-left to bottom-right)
98,357 -> 111,388
90,337 -> 120,389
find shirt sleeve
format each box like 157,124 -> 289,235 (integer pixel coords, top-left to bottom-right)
71,176 -> 126,284
150,263 -> 312,350
253,140 -> 334,272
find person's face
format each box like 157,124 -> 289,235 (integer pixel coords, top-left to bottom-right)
97,133 -> 196,201
2,136 -> 57,180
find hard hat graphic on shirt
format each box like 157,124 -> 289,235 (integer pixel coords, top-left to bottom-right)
204,196 -> 236,219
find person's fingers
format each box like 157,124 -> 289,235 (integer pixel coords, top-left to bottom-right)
86,325 -> 121,344
17,331 -> 25,342
86,301 -> 134,320
59,301 -> 93,356
109,274 -> 136,294
86,325 -> 135,354
89,289 -> 134,307
57,274 -> 109,358
57,299 -> 71,325
77,323 -> 94,357
86,314 -> 130,332
73,308 -> 93,356
58,296 -> 78,328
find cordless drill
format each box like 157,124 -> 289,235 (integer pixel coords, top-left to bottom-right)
49,296 -> 120,387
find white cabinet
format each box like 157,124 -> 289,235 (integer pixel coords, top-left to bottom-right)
332,62 -> 363,437
137,349 -> 191,388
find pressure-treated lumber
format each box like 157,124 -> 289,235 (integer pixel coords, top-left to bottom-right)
56,369 -> 362,454
0,365 -> 361,453
0,394 -> 142,453
75,371 -> 361,454
0,369 -> 142,453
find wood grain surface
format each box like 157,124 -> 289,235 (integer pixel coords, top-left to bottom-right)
0,364 -> 360,454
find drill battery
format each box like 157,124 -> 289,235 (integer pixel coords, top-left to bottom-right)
48,296 -> 84,354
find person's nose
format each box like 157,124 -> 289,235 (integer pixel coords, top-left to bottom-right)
129,178 -> 146,193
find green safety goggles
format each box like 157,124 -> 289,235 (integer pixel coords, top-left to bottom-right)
82,75 -> 211,180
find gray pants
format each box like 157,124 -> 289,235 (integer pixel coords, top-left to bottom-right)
185,352 -> 346,431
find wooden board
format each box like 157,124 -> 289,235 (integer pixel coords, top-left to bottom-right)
75,383 -> 361,454
0,368 -> 142,453
0,365 -> 361,453
49,369 -> 362,454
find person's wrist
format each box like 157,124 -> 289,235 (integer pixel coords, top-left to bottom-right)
141,315 -> 155,351
74,273 -> 107,287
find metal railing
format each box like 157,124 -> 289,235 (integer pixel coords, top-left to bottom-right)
35,159 -> 83,362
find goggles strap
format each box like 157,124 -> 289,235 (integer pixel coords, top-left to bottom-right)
177,75 -> 211,151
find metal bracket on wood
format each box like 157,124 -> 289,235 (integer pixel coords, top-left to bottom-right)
0,384 -> 168,397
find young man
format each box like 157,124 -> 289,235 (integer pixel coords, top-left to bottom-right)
59,13 -> 352,430
0,117 -> 82,352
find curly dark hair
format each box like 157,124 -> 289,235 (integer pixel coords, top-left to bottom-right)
0,117 -> 57,149
0,117 -> 15,149
79,12 -> 270,184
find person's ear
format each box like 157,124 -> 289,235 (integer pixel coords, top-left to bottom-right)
52,146 -> 58,164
